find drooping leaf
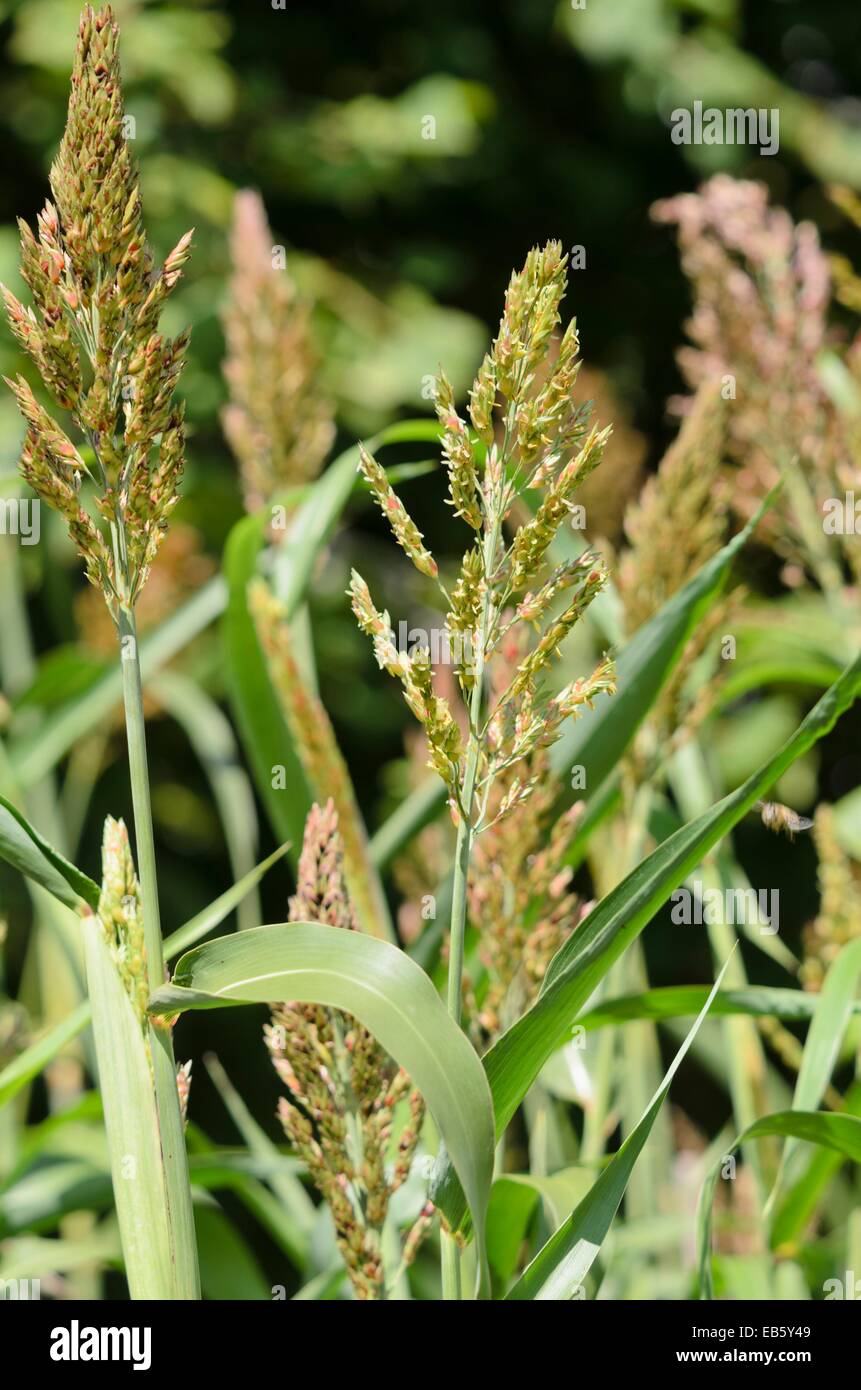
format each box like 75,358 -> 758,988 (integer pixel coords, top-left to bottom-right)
698,1112 -> 861,1299
148,921 -> 495,1293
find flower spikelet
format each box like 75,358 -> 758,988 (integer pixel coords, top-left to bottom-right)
97,815 -> 148,1026
358,444 -> 438,579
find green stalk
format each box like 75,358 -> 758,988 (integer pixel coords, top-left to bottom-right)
114,603 -> 200,1298
442,516 -> 500,1300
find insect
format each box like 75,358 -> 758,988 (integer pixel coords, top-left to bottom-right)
754,800 -> 814,841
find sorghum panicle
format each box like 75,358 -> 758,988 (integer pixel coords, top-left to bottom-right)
653,174 -> 860,591
264,802 -> 428,1299
351,242 -> 616,827
2,4 -> 193,612
221,189 -> 334,512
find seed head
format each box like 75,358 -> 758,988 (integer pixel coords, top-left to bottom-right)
221,189 -> 334,511
2,5 -> 193,615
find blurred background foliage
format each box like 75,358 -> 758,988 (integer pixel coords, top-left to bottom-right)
1,0 -> 861,1296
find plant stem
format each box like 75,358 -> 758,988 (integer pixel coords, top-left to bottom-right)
117,603 -> 200,1298
118,607 -> 164,986
441,516 -> 501,1299
445,516 -> 500,1021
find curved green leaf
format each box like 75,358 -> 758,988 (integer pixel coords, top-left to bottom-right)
770,1081 -> 861,1251
0,792 -> 98,910
698,1112 -> 861,1299
148,921 -> 495,1294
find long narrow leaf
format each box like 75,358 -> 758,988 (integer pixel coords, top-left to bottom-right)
82,915 -> 194,1298
433,654 -> 861,1230
549,489 -> 777,793
577,985 -> 860,1031
10,577 -> 226,788
769,937 -> 861,1202
506,959 -> 730,1299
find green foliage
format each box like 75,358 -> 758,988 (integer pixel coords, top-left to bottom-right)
0,0 -> 860,1308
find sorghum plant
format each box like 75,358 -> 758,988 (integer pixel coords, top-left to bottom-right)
350,241 -> 616,1292
2,4 -> 198,1295
3,2 -> 861,1314
352,248 -> 614,993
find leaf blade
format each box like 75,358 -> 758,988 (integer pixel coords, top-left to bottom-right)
149,921 -> 496,1293
0,793 -> 99,910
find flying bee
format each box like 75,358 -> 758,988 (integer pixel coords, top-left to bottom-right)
754,800 -> 814,841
